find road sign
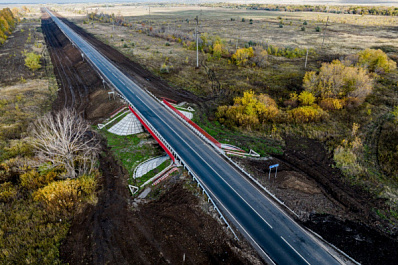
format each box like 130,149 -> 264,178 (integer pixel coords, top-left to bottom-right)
269,164 -> 279,169
268,164 -> 279,180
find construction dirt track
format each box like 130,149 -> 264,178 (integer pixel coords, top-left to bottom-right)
41,9 -> 398,265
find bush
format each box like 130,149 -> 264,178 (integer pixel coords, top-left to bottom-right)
216,91 -> 279,129
301,26 -> 305,31
357,48 -> 397,73
319,98 -> 344,110
241,18 -> 245,22
165,42 -> 170,46
20,170 -> 56,191
303,60 -> 373,104
315,26 -> 321,32
24,52 -> 41,71
250,47 -> 268,67
231,47 -> 254,66
298,91 -> 315,106
334,146 -> 365,177
303,21 -> 308,25
0,182 -> 17,202
288,105 -> 325,123
160,63 -> 170,74
34,179 -> 79,217
33,174 -> 97,217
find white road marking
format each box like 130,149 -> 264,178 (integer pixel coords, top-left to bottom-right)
47,10 -> 340,265
133,93 -> 274,230
281,236 -> 311,265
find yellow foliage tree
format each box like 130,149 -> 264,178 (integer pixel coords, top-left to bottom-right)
0,8 -> 15,45
231,47 -> 254,66
357,48 -> 397,73
24,52 -> 41,71
216,90 -> 279,129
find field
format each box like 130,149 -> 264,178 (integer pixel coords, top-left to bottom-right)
1,3 -> 398,264
55,4 -> 398,264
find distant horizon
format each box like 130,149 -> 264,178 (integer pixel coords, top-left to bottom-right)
0,0 -> 397,7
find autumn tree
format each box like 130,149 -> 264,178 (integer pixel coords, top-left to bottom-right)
357,48 -> 396,73
303,60 -> 373,104
216,90 -> 279,129
231,47 -> 254,66
30,109 -> 100,179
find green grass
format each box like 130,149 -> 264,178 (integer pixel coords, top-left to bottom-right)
192,112 -> 283,156
100,130 -> 165,185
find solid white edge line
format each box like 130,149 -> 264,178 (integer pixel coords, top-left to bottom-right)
47,10 -> 342,265
134,94 -> 274,230
281,236 -> 311,265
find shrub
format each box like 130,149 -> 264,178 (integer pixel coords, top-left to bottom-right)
298,91 -> 315,106
34,179 -> 80,217
303,21 -> 308,25
334,146 -> 365,177
357,48 -> 397,73
160,63 -> 169,74
303,60 -> 373,104
279,23 -> 284,28
216,91 -> 279,129
165,42 -> 170,46
231,47 -> 254,66
301,26 -> 305,31
33,174 -> 97,217
250,47 -> 268,67
20,170 -> 56,190
24,52 -> 41,71
319,98 -> 344,110
241,18 -> 245,22
0,182 -> 17,202
315,26 -> 321,32
288,105 -> 325,123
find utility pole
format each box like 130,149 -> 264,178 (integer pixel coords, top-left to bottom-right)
195,15 -> 199,68
322,16 -> 329,47
305,48 -> 309,69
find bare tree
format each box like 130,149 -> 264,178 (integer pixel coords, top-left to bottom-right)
30,109 -> 100,179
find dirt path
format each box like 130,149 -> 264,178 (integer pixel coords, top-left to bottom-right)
234,136 -> 398,264
42,10 -> 258,265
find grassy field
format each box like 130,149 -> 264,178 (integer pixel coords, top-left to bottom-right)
59,4 -> 398,227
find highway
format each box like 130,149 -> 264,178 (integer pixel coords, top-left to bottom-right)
46,9 -> 343,265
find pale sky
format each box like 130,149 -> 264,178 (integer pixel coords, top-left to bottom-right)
0,0 -> 396,6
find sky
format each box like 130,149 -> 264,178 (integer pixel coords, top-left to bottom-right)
0,0 -> 397,5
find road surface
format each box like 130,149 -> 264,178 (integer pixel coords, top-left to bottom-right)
46,9 -> 343,265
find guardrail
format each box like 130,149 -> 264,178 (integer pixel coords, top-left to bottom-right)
48,8 -> 247,241
163,99 -> 222,148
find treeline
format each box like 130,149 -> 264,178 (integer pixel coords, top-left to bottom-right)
0,8 -> 16,45
204,3 -> 398,17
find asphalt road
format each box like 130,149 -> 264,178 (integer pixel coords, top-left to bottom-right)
46,9 -> 343,265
